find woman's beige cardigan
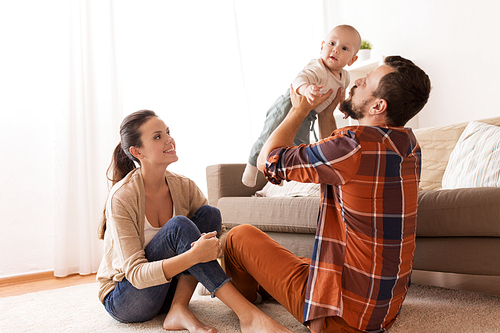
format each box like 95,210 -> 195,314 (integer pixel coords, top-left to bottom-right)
97,168 -> 226,303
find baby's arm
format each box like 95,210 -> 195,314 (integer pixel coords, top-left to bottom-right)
296,84 -> 324,105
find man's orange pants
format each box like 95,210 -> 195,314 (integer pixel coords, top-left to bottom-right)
224,224 -> 361,333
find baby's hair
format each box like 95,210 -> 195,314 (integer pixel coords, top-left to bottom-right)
328,25 -> 362,52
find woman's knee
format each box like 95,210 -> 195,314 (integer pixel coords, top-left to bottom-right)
168,215 -> 196,231
195,205 -> 221,221
146,216 -> 199,258
192,205 -> 222,234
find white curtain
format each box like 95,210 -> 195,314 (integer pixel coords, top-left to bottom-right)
54,0 -> 122,276
54,0 -> 326,276
0,0 -> 326,278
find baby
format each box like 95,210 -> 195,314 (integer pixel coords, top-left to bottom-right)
242,25 -> 362,187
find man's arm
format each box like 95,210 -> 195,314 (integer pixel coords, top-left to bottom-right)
317,87 -> 342,139
256,85 -> 333,173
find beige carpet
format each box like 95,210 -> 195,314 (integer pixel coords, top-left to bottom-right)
1,283 -> 500,332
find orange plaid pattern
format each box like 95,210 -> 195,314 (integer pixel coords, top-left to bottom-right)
264,126 -> 421,332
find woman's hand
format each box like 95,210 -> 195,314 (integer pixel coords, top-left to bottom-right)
190,231 -> 222,263
161,231 -> 222,280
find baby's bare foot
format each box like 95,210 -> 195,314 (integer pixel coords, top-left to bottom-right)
163,303 -> 217,333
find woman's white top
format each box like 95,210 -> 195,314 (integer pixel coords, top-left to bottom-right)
144,216 -> 161,247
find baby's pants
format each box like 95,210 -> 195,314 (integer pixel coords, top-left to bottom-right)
248,88 -> 318,166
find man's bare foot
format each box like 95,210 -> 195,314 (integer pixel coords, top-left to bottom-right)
163,303 -> 217,333
239,307 -> 292,333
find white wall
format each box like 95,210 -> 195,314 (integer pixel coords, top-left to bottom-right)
2,0 -> 500,278
325,0 -> 500,128
112,0 -> 326,205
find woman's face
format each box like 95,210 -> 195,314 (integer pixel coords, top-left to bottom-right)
134,116 -> 178,167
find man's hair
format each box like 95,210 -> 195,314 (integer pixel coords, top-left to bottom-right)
373,56 -> 431,127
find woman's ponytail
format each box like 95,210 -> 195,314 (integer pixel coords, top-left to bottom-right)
98,110 -> 157,240
98,143 -> 137,240
108,142 -> 137,186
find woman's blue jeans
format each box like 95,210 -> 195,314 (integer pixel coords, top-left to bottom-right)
103,205 -> 231,323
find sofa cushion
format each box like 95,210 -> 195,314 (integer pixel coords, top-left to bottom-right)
217,196 -> 320,233
413,116 -> 500,191
442,121 -> 500,188
413,124 -> 469,191
417,187 -> 500,237
255,181 -> 320,197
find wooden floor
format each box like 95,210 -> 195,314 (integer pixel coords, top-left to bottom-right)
1,270 -> 499,299
0,271 -> 97,298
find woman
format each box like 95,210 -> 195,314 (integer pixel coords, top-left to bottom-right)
97,110 -> 291,333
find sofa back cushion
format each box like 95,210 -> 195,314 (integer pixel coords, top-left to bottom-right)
442,121 -> 500,188
413,116 -> 500,191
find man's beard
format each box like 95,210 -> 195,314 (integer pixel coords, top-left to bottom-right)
339,99 -> 363,120
339,86 -> 371,120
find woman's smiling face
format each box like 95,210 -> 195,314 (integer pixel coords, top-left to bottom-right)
135,116 -> 178,167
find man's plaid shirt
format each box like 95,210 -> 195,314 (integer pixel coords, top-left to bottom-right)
264,125 -> 421,332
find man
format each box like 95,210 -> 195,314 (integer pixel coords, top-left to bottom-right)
224,56 -> 431,333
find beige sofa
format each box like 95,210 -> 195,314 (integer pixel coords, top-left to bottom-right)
207,116 -> 500,280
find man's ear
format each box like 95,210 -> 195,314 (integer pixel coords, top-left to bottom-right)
347,55 -> 358,66
369,98 -> 388,115
129,146 -> 142,160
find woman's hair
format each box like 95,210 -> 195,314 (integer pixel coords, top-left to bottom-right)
98,110 -> 158,240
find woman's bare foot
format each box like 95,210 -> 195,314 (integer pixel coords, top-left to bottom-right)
163,303 -> 217,333
239,306 -> 293,333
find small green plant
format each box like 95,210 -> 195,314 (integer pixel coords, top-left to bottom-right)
360,40 -> 372,50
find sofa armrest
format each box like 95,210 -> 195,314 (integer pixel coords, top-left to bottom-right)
417,187 -> 500,237
206,164 -> 268,207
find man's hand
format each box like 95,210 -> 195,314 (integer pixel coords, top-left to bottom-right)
318,87 -> 343,139
323,87 -> 343,114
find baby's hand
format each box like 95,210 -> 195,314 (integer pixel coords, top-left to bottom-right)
305,85 -> 324,105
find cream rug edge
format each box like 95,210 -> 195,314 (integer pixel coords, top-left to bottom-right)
1,283 -> 500,332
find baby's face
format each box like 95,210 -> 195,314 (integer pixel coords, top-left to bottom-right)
320,27 -> 360,73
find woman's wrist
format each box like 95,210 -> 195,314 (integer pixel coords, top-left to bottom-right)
161,250 -> 198,280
